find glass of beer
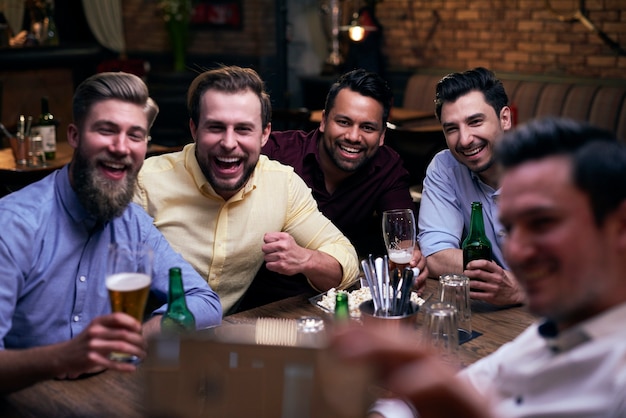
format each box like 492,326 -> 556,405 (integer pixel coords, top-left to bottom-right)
382,208 -> 416,270
105,242 -> 153,364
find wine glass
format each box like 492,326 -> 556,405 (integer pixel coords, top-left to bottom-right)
382,209 -> 416,270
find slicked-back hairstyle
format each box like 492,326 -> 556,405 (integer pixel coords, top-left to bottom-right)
72,72 -> 155,131
187,65 -> 272,129
324,68 -> 393,124
435,67 -> 508,121
497,117 -> 623,225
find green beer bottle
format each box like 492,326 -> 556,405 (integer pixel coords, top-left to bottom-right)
161,267 -> 196,333
462,202 -> 493,268
334,291 -> 350,322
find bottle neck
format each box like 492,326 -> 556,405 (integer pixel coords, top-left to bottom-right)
468,203 -> 487,239
41,98 -> 50,115
167,273 -> 188,311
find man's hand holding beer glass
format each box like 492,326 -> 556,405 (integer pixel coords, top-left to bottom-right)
57,242 -> 156,379
105,242 -> 153,365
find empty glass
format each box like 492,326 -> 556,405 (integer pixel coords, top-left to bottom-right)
422,301 -> 459,365
439,273 -> 472,343
28,135 -> 46,167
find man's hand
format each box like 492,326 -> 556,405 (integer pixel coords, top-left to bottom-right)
464,259 -> 526,306
330,324 -> 494,418
410,247 -> 428,294
262,231 -> 344,291
55,313 -> 146,380
262,232 -> 312,276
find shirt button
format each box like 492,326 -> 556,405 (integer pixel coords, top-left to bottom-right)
79,276 -> 87,282
73,315 -> 80,322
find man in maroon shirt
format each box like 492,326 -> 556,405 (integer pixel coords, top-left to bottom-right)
237,69 -> 427,310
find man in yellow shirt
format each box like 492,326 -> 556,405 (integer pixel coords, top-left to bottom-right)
134,66 -> 359,314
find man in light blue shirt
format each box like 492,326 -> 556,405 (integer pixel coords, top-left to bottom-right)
0,72 -> 222,393
418,68 -> 524,306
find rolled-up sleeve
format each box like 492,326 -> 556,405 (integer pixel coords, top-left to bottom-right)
284,172 -> 360,290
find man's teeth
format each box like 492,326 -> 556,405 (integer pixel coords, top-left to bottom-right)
340,145 -> 360,154
103,162 -> 125,170
463,146 -> 483,156
217,157 -> 240,163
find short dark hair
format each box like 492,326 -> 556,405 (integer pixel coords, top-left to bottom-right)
187,65 -> 271,129
73,72 -> 156,130
497,117 -> 623,225
434,67 -> 508,121
324,68 -> 393,124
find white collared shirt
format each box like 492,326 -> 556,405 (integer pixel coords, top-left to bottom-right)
460,302 -> 626,417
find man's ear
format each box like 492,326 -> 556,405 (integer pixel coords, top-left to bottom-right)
319,110 -> 326,133
260,123 -> 271,147
67,124 -> 79,149
500,106 -> 512,131
189,118 -> 197,141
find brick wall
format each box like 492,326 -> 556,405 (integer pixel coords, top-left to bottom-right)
122,0 -> 625,80
377,0 -> 626,79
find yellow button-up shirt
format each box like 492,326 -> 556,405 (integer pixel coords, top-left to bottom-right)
134,144 -> 359,314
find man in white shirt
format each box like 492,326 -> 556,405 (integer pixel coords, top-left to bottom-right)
332,117 -> 626,418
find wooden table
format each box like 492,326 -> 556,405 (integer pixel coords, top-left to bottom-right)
0,141 -> 74,196
309,107 -> 436,126
225,279 -> 536,366
0,280 -> 536,417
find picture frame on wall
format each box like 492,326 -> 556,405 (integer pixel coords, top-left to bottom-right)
191,1 -> 243,30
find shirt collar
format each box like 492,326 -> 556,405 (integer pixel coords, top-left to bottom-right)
538,301 -> 626,353
56,164 -> 99,229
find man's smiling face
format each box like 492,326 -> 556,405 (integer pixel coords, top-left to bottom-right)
191,89 -> 270,201
440,90 -> 510,181
319,88 -> 386,173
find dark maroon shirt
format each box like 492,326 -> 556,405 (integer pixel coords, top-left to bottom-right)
264,128 -> 415,256
236,128 -> 415,312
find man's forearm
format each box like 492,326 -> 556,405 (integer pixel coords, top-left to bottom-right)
426,249 -> 464,278
0,344 -> 64,393
301,250 -> 344,291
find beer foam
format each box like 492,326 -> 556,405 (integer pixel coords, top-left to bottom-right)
106,272 -> 151,291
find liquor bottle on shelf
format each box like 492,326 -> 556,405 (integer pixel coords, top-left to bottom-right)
462,201 -> 493,268
161,267 -> 196,334
31,97 -> 57,160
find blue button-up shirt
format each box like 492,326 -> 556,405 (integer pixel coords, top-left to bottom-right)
418,150 -> 508,269
0,166 -> 221,349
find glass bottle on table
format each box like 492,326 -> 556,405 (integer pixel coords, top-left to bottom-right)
462,201 -> 492,268
161,267 -> 196,334
334,291 -> 350,323
31,97 -> 57,160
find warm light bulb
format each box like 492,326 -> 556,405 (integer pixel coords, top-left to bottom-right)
349,25 -> 365,42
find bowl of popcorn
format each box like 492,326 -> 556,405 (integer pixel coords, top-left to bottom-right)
311,285 -> 425,319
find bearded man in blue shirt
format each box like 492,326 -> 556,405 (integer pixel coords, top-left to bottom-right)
0,72 -> 222,393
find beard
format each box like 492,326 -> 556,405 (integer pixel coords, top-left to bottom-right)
196,146 -> 256,198
71,147 -> 138,223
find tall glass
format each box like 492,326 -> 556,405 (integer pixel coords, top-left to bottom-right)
382,209 -> 416,270
106,242 -> 153,364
